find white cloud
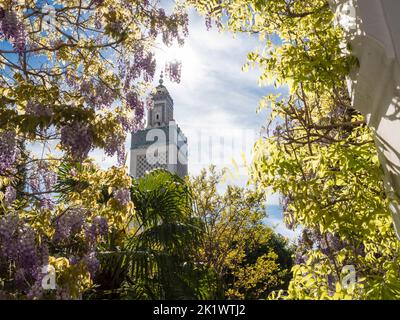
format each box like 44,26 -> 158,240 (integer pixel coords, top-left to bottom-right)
266,216 -> 301,241
264,207 -> 302,241
150,11 -> 269,184
24,6 -> 294,239
114,9 -> 293,236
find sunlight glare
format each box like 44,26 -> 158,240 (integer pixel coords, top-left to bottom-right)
156,42 -> 204,88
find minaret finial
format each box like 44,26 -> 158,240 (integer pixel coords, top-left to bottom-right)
159,71 -> 164,85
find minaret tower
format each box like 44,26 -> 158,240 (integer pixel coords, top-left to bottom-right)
129,74 -> 188,178
146,72 -> 174,128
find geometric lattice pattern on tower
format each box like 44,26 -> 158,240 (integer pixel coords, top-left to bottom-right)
136,154 -> 168,177
130,74 -> 188,179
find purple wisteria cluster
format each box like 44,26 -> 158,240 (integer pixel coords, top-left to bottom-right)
52,210 -> 108,279
294,227 -> 369,295
117,6 -> 188,87
60,122 -> 93,160
53,208 -> 108,244
64,76 -> 127,163
5,185 -> 16,206
54,208 -> 86,242
281,194 -> 297,230
0,214 -> 48,296
66,76 -> 116,111
205,15 -> 212,31
0,8 -> 26,53
113,188 -> 131,206
84,81 -> 116,110
121,46 -> 156,89
86,216 -> 108,243
165,61 -> 182,84
204,14 -> 223,31
83,251 -> 100,277
27,161 -> 58,211
34,161 -> 58,191
65,76 -> 132,165
118,112 -> 144,133
152,8 -> 189,47
294,228 -> 349,265
104,133 -> 126,166
118,90 -> 146,137
26,101 -> 53,118
0,130 -> 17,175
53,211 -> 108,278
0,209 -> 107,299
0,0 -> 191,300
125,90 -> 144,115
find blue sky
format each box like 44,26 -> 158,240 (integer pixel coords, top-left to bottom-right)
26,6 -> 299,240
151,9 -> 299,240
90,7 -> 300,240
94,8 -> 272,184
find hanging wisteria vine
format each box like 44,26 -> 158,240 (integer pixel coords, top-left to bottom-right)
0,0 -> 188,299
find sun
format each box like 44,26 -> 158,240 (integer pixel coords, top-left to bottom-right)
156,42 -> 204,87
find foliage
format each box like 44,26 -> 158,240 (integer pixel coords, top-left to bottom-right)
2,0 -> 398,301
0,0 -> 188,299
189,166 -> 294,299
89,169 -> 215,300
189,0 -> 400,299
225,251 -> 282,300
87,168 -> 293,300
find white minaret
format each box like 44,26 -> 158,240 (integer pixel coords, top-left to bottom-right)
130,73 -> 188,178
147,72 -> 174,128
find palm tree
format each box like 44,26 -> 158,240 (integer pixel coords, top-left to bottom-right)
95,169 -> 214,299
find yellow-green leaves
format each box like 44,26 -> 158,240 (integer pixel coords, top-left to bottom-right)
189,0 -> 400,300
